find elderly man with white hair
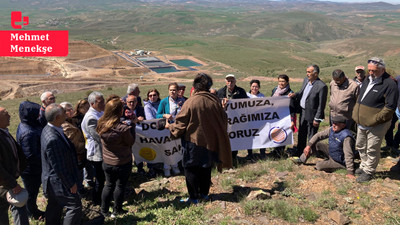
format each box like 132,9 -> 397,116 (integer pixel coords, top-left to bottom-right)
81,91 -> 105,205
38,91 -> 56,127
122,83 -> 142,107
352,57 -> 399,182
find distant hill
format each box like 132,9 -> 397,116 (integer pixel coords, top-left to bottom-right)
1,0 -> 400,77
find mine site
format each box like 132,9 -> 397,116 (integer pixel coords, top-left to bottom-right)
0,41 -> 231,100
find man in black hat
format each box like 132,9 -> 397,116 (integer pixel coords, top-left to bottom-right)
292,115 -> 356,179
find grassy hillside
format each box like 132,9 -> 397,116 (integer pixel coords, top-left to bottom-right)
1,1 -> 400,79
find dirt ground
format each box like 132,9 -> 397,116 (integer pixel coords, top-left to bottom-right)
0,41 -> 234,100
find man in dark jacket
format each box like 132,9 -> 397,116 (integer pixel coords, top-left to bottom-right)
0,107 -> 29,225
217,74 -> 247,104
41,104 -> 82,224
16,101 -> 45,220
352,57 -> 399,182
217,74 -> 248,164
289,65 -> 328,156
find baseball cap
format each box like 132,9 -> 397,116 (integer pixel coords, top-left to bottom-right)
331,115 -> 347,124
368,57 -> 385,67
355,66 -> 365,71
225,74 -> 235,79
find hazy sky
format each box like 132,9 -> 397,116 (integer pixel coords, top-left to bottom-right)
315,0 -> 399,4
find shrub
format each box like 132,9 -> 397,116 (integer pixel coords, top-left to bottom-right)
243,199 -> 318,223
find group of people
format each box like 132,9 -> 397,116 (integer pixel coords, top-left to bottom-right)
289,57 -> 399,184
1,56 -> 400,224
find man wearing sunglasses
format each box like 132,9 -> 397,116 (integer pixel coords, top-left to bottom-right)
352,57 -> 399,182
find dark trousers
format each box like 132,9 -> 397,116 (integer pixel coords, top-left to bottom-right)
88,160 -> 105,205
21,173 -> 42,217
0,198 -> 29,225
297,110 -> 319,156
184,166 -> 212,200
45,183 -> 82,225
84,161 -> 94,183
385,115 -> 398,147
0,198 -> 9,225
394,121 -> 400,149
101,161 -> 132,213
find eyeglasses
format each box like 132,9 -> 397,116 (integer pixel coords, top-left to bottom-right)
127,101 -> 136,104
48,97 -> 56,100
368,59 -> 384,66
149,94 -> 158,97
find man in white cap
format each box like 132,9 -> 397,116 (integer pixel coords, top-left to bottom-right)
352,57 -> 399,182
217,74 -> 247,105
217,74 -> 248,166
354,65 -> 366,87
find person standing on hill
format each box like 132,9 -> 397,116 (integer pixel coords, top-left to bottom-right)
144,89 -> 161,120
38,91 -> 56,128
352,57 -> 399,183
41,104 -> 82,224
122,83 -> 142,107
0,106 -> 29,225
178,84 -> 188,100
16,101 -> 45,221
246,79 -> 266,159
217,74 -> 248,166
157,82 -> 186,177
354,65 -> 366,87
167,73 -> 232,204
270,74 -> 296,158
329,69 -> 359,131
289,64 -> 328,157
97,98 -> 135,218
82,91 -> 106,205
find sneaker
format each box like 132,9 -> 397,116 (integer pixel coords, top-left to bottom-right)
201,194 -> 210,201
101,211 -> 110,218
164,169 -> 171,177
180,197 -> 199,204
355,168 -> 365,175
390,162 -> 400,172
290,157 -> 303,165
390,147 -> 400,157
137,169 -> 146,175
356,172 -> 373,183
172,167 -> 180,175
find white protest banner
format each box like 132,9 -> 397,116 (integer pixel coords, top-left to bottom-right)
226,96 -> 293,151
132,119 -> 183,166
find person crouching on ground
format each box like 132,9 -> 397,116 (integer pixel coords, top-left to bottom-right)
166,73 -> 232,204
292,115 -> 356,179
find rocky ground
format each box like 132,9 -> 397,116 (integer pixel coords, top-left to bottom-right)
28,149 -> 398,225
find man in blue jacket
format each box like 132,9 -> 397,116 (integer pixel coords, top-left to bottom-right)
16,101 -> 44,220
